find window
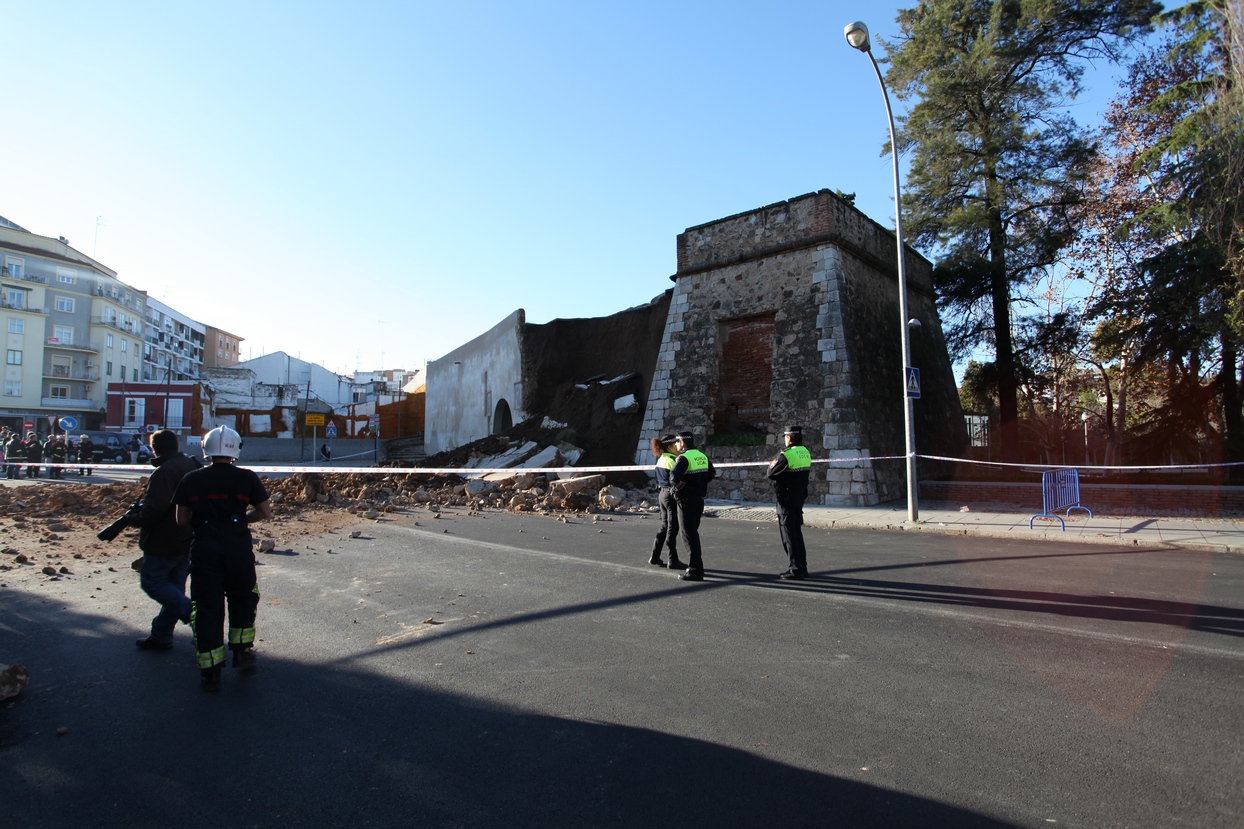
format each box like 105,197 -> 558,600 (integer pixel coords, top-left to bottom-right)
218,334 -> 223,346
51,357 -> 70,377
54,296 -> 74,313
714,313 -> 775,435
5,350 -> 20,365
7,318 -> 22,334
218,350 -> 223,359
56,267 -> 75,284
4,381 -> 18,396
166,399 -> 184,429
132,367 -> 138,381
107,334 -> 113,348
121,338 -> 127,353
4,258 -> 23,280
106,361 -> 113,377
53,325 -> 73,344
6,288 -> 24,310
125,398 -> 146,427
49,385 -> 69,399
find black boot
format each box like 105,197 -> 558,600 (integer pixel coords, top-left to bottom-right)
200,667 -> 222,692
232,646 -> 257,670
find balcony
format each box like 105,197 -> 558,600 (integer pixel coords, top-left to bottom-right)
44,368 -> 99,382
1,300 -> 46,314
91,316 -> 138,334
41,396 -> 94,409
45,338 -> 98,354
3,270 -> 47,284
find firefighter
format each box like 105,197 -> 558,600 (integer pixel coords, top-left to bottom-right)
76,434 -> 94,476
173,426 -> 272,692
24,432 -> 42,478
5,430 -> 24,479
767,425 -> 813,580
46,435 -> 68,479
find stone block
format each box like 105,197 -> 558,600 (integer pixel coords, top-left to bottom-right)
550,475 -> 605,496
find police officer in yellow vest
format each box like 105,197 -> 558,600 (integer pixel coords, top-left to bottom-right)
648,434 -> 686,569
767,425 -> 812,580
671,430 -> 715,581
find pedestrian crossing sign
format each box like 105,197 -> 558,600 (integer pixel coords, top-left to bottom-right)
905,367 -> 921,399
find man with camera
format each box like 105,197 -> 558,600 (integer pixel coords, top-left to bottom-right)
132,429 -> 200,651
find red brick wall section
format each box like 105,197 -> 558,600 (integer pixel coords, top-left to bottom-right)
920,481 -> 1244,517
717,314 -> 774,431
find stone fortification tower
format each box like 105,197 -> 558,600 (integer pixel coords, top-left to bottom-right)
636,189 -> 964,506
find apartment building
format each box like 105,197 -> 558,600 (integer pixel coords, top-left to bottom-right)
203,324 -> 244,368
144,297 -> 205,382
0,217 -> 144,433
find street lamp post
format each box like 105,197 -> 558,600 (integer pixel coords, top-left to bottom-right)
845,21 -> 919,522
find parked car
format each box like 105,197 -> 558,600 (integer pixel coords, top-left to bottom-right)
72,431 -> 153,465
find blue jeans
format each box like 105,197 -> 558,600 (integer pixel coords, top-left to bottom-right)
140,553 -> 192,643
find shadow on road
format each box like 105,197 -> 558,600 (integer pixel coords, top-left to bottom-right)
1,590 -> 1017,829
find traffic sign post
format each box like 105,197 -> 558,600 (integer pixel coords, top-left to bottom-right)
905,367 -> 921,399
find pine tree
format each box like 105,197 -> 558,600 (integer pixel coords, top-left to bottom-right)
886,0 -> 1159,461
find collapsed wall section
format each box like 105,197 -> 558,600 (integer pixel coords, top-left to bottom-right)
519,291 -> 672,467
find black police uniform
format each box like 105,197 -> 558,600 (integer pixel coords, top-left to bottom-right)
649,436 -> 684,569
768,427 -> 812,579
670,434 -> 715,580
172,462 -> 270,682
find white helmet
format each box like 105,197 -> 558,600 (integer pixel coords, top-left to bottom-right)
202,426 -> 242,459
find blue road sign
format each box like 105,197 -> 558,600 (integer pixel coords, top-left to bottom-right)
905,367 -> 921,399
325,423 -> 337,438
58,416 -> 77,431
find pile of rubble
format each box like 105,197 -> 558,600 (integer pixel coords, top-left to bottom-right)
269,469 -> 657,518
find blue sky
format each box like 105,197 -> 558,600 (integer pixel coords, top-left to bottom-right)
0,2 -> 1140,377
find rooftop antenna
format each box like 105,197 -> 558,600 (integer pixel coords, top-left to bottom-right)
92,216 -> 106,257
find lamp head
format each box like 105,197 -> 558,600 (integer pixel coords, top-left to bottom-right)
844,21 -> 871,52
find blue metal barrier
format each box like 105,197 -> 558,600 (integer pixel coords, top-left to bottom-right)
1029,468 -> 1093,531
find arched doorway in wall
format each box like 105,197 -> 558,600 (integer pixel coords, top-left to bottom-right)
492,398 -> 513,434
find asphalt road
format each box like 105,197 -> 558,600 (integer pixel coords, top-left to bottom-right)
2,507 -> 1242,828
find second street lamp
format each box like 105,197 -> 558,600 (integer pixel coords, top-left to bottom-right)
844,20 -> 919,522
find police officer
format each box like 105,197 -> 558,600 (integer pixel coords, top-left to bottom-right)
768,425 -> 813,580
670,430 -> 715,581
173,426 -> 272,692
134,430 -> 201,651
647,434 -> 685,570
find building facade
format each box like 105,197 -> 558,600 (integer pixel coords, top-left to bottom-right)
203,324 -> 244,368
144,297 -> 205,382
0,218 -> 146,434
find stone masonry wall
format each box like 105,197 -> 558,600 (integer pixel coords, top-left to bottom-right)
637,190 -> 964,506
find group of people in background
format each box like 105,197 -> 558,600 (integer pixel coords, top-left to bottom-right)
0,429 -> 93,479
649,424 -> 811,581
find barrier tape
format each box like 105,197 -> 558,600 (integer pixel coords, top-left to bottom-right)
5,452 -> 1243,479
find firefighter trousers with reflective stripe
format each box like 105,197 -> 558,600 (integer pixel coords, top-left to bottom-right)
190,526 -> 259,671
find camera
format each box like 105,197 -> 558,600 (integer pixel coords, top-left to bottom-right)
97,501 -> 143,542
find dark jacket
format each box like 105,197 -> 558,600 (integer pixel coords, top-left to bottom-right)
671,449 -> 716,500
137,451 -> 200,556
767,445 -> 811,499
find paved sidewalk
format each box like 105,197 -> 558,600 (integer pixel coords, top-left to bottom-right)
708,500 -> 1244,554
